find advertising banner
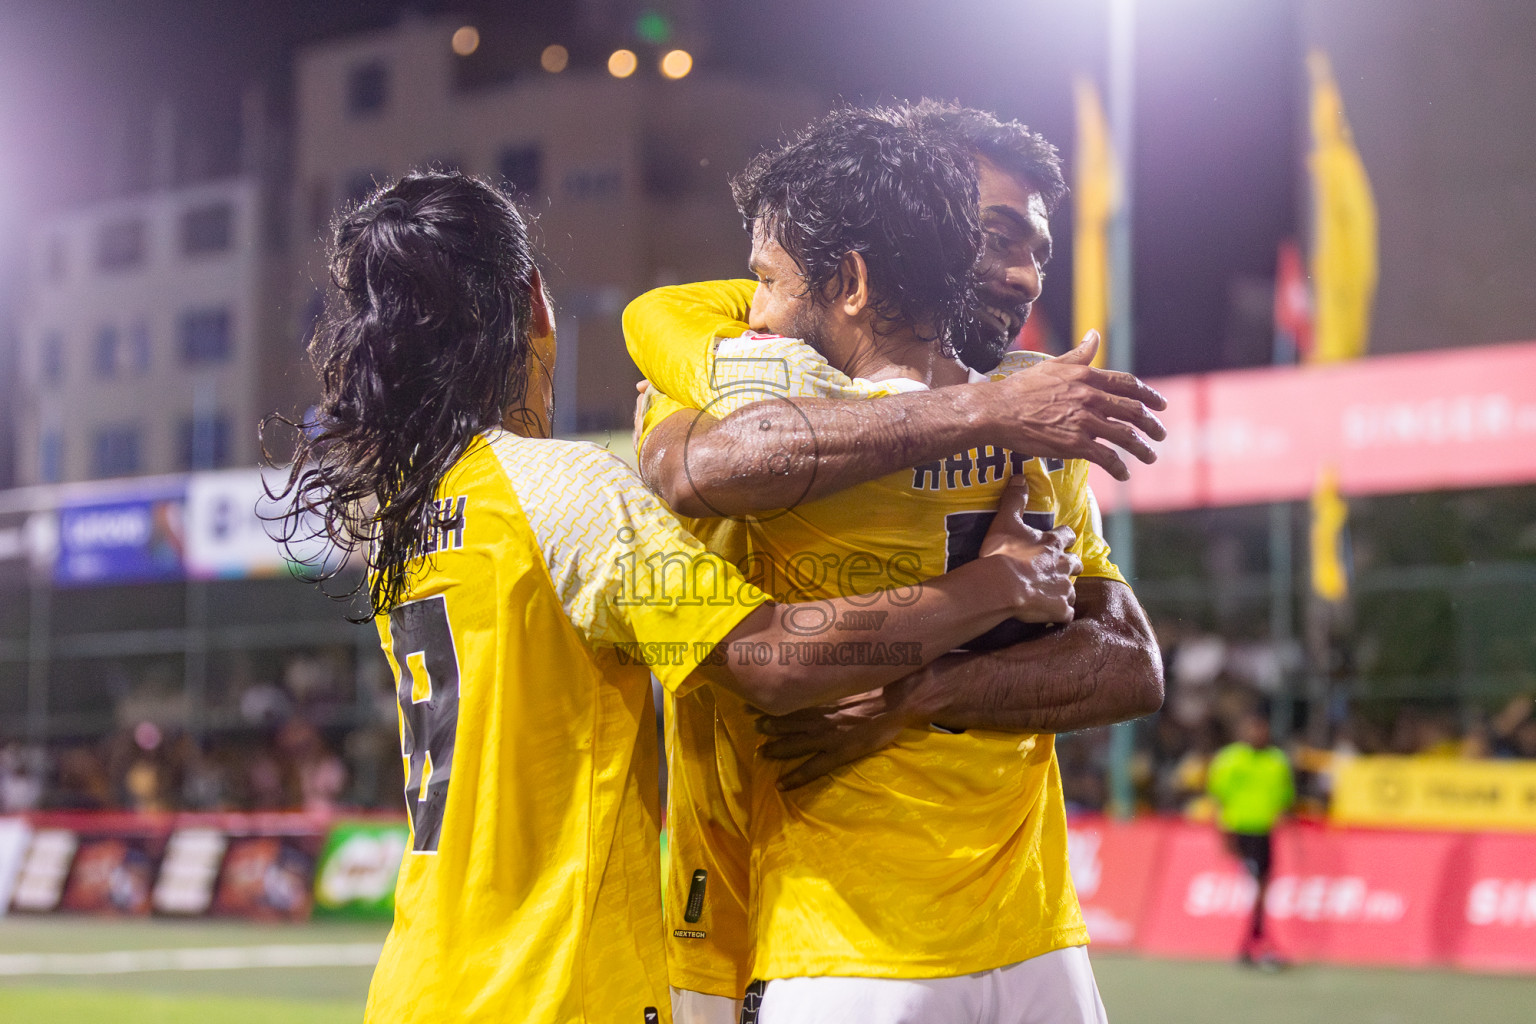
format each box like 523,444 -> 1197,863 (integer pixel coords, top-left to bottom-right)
1447,832 -> 1536,972
0,818 -> 33,916
1092,338 -> 1536,512
1134,822 -> 1462,967
58,827 -> 170,916
9,828 -> 78,913
1331,756 -> 1536,833
312,820 -> 409,920
55,486 -> 187,586
184,468 -> 347,580
1068,816 -> 1168,948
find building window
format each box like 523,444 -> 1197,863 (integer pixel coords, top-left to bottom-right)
39,431 -> 63,484
40,331 -> 64,385
347,60 -> 389,116
180,307 -> 232,364
181,202 -> 233,254
97,218 -> 146,271
126,322 -> 152,373
563,167 -> 622,201
180,414 -> 231,470
92,426 -> 141,478
498,145 -> 543,198
94,325 -> 120,378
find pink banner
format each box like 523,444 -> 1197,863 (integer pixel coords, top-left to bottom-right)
1446,832 -> 1536,972
1067,817 -> 1168,949
1092,339 -> 1536,511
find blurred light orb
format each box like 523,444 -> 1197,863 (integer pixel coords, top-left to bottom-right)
608,49 -> 638,79
541,44 -> 570,73
660,49 -> 693,80
635,11 -> 672,45
451,26 -> 480,57
134,721 -> 162,751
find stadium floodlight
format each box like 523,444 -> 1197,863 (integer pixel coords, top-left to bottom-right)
451,25 -> 480,57
607,49 -> 638,79
541,44 -> 569,74
659,49 -> 693,80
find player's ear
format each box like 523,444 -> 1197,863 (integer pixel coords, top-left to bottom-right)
528,266 -> 554,338
834,251 -> 871,317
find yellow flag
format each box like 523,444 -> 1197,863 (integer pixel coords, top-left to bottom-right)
1310,465 -> 1350,602
1307,50 -> 1378,364
1074,78 -> 1117,368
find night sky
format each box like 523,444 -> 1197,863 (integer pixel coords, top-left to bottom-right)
0,0 -> 1300,377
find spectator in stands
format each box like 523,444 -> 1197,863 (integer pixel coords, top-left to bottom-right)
1207,699 -> 1294,968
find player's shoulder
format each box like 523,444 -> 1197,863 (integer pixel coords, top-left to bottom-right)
714,330 -> 829,368
986,349 -> 1051,380
483,431 -> 638,489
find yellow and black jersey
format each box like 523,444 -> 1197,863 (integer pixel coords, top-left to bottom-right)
626,282 -> 1122,988
365,430 -> 766,1024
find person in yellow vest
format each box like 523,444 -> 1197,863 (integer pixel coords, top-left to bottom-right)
267,170 -> 1083,1024
1207,701 -> 1295,968
629,105 -> 1166,1023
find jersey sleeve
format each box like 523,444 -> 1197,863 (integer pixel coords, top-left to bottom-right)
1051,460 -> 1125,584
987,351 -> 1124,581
623,280 -> 758,412
492,437 -> 769,694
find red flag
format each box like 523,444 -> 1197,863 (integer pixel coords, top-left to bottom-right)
1273,238 -> 1313,363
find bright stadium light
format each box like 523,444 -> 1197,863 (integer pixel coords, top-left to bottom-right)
541,44 -> 569,73
607,49 -> 638,79
659,49 -> 693,80
451,25 -> 480,57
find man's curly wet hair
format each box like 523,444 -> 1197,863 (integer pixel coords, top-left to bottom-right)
730,106 -> 983,353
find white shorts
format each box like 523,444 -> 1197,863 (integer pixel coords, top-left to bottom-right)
671,987 -> 741,1024
757,946 -> 1107,1024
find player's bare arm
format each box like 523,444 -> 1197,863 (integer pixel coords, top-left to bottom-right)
699,487 -> 1079,715
624,279 -> 1166,516
758,576 -> 1162,788
638,331 -> 1167,519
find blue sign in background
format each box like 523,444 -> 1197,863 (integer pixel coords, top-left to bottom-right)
56,490 -> 187,586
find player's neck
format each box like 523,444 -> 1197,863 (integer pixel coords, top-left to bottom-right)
830,323 -> 970,388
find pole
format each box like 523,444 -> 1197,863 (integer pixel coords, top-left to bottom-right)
1105,0 -> 1138,818
1268,501 -> 1294,742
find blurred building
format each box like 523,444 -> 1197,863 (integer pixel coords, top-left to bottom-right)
15,180 -> 273,485
289,15 -> 820,432
12,88 -> 289,489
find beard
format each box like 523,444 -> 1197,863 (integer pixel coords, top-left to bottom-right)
775,297 -> 834,356
954,294 -> 1030,373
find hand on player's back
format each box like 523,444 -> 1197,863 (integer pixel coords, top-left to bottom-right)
984,331 -> 1168,482
980,474 -> 1081,624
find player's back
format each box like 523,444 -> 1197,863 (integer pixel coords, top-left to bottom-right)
367,431 -> 740,1024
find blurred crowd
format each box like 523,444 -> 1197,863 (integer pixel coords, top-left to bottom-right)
0,649 -> 403,816
1059,625 -> 1536,816
5,628 -> 1536,817
0,716 -> 403,816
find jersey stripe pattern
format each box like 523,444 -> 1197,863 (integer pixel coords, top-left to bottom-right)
626,282 -> 1122,989
364,431 -> 766,1023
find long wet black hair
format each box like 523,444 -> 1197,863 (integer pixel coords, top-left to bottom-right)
265,171 -> 542,618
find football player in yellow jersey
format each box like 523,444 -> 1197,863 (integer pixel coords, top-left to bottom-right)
628,105 -> 1168,1023
268,171 -> 1086,1024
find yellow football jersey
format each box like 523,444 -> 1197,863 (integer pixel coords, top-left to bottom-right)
364,430 -> 767,1024
627,282 -> 1123,986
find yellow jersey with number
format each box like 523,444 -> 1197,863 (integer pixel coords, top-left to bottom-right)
626,281 -> 1123,986
364,430 -> 766,1024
